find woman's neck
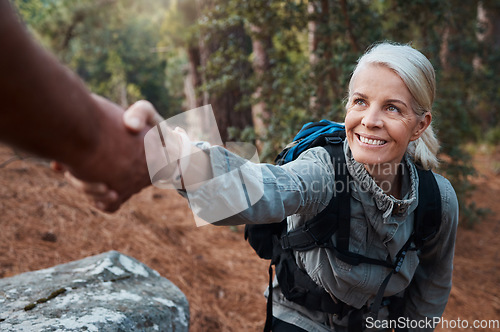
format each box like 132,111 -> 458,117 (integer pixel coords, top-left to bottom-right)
364,163 -> 403,199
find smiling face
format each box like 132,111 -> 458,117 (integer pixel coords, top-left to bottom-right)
345,63 -> 431,168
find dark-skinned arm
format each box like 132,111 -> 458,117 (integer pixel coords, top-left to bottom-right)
0,0 -> 151,211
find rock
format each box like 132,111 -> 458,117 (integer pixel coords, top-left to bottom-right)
0,251 -> 189,331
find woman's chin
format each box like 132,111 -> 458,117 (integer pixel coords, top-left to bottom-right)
351,150 -> 385,166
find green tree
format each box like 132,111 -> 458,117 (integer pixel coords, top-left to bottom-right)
12,0 -> 174,117
379,0 -> 488,226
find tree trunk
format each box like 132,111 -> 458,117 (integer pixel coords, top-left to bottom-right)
473,1 -> 500,128
474,1 -> 500,69
184,46 -> 203,110
439,25 -> 451,72
478,2 -> 500,49
199,22 -> 253,143
308,0 -> 318,114
308,0 -> 340,118
339,0 -> 359,54
308,1 -> 319,67
250,24 -> 272,150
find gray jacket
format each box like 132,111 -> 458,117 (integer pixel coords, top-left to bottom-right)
186,140 -> 459,332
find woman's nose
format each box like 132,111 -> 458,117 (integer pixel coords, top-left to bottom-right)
361,106 -> 383,129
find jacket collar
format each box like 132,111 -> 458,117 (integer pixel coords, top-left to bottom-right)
344,140 -> 418,220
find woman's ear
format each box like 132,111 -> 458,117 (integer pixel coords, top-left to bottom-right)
410,112 -> 432,141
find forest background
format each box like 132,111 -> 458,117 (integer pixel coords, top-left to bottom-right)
11,0 -> 500,226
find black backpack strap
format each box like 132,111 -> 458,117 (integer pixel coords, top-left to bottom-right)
280,140 -> 393,269
264,263 -> 274,332
330,142 -> 351,253
368,167 -> 442,330
368,234 -> 413,320
376,168 -> 441,330
279,141 -> 348,252
368,168 -> 442,322
387,295 -> 408,332
414,168 -> 442,248
245,221 -> 286,260
270,139 -> 357,318
274,235 -> 351,315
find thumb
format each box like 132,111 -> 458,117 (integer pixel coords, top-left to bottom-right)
124,100 -> 163,133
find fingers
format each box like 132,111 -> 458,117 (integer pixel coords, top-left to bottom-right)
124,100 -> 164,133
64,171 -> 105,193
64,171 -> 118,211
64,94 -> 152,213
94,190 -> 119,212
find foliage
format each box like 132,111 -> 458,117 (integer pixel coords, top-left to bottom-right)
485,126 -> 500,146
12,0 -> 499,226
11,0 -> 175,118
192,0 -> 496,226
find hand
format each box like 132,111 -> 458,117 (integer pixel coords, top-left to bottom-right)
51,160 -> 117,209
62,99 -> 165,211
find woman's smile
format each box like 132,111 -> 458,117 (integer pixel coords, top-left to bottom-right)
355,133 -> 387,146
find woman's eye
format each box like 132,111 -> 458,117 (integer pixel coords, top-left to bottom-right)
354,99 -> 366,106
387,105 -> 400,113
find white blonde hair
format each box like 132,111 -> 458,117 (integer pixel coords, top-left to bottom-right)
349,42 -> 440,170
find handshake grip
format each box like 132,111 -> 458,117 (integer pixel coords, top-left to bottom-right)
144,122 -> 192,190
143,105 -> 264,226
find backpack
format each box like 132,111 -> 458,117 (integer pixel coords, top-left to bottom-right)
244,120 -> 442,332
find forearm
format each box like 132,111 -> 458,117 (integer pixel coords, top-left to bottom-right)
184,146 -> 334,226
0,1 -> 102,166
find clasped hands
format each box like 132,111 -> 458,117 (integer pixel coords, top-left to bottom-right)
56,98 -> 183,212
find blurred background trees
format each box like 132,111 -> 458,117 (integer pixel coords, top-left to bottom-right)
11,0 -> 499,226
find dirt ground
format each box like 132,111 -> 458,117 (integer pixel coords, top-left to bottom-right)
0,143 -> 498,332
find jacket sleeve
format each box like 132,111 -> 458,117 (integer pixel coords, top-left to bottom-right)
403,173 -> 459,331
183,145 -> 335,226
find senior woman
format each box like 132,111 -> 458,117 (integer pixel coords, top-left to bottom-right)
75,42 -> 458,332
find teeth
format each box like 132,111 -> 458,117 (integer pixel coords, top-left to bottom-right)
359,135 -> 386,146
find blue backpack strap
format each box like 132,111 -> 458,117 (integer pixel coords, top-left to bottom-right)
275,120 -> 345,165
